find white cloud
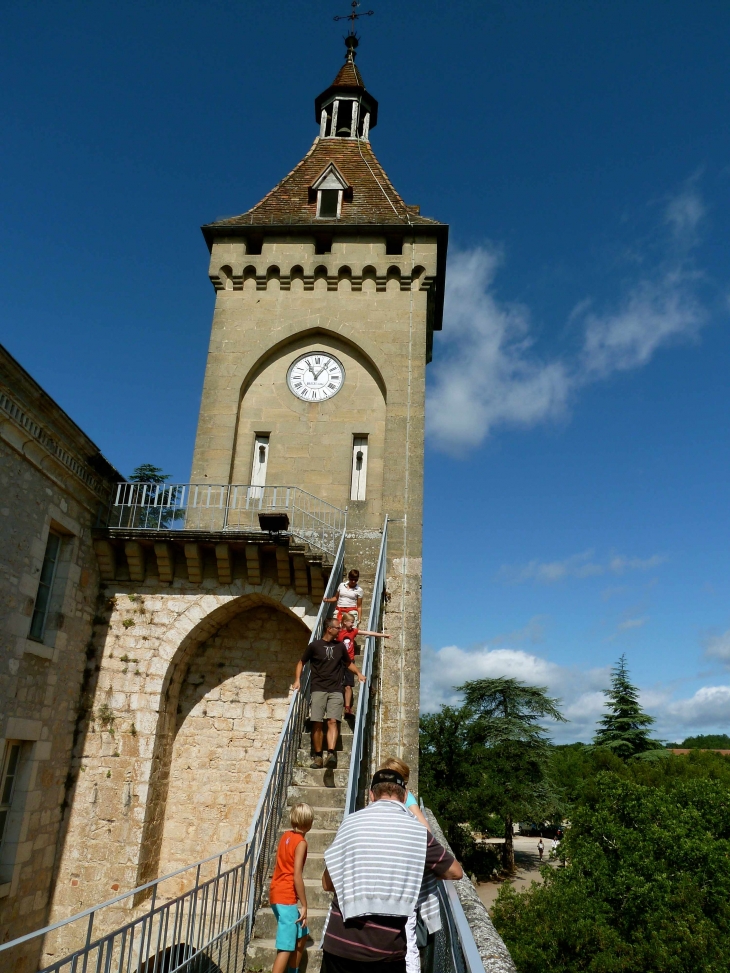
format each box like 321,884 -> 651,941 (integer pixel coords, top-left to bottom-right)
421,642 -> 730,743
498,549 -> 666,585
665,183 -> 705,244
578,269 -> 704,378
427,185 -> 709,453
420,643 -> 609,743
665,686 -> 730,729
617,617 -> 648,632
427,247 -> 570,452
704,629 -> 730,666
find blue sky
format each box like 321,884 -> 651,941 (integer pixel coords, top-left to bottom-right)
2,1 -> 730,742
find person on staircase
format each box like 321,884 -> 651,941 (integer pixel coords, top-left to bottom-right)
323,568 -> 364,624
320,768 -> 463,973
269,802 -> 314,973
379,757 -> 430,973
338,613 -> 390,716
293,617 -> 366,769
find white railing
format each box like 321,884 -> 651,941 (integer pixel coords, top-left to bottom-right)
101,483 -> 347,557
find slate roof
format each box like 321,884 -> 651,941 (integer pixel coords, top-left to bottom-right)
205,137 -> 442,229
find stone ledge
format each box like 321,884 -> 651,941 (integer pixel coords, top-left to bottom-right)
423,808 -> 517,973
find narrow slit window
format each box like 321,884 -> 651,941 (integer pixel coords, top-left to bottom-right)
29,531 -> 61,643
318,189 -> 340,219
350,436 -> 368,501
250,434 -> 270,499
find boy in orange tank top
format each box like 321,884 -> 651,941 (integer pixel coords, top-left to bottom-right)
269,802 -> 314,973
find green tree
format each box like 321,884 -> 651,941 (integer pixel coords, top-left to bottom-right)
460,678 -> 566,873
129,464 -> 169,483
678,733 -> 730,749
420,679 -> 566,874
492,773 -> 730,973
593,655 -> 662,759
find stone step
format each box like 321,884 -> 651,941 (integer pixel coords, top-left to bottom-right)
297,747 -> 351,769
280,806 -> 343,831
246,938 -> 322,973
287,785 -> 346,809
302,878 -> 336,911
274,828 -> 337,855
293,765 -> 349,788
254,906 -> 330,941
299,723 -> 354,752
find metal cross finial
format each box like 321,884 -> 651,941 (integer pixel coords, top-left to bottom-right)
334,1 -> 374,35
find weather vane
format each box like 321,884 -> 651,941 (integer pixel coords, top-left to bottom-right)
334,1 -> 374,35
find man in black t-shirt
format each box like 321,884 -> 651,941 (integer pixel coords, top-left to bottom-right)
293,618 -> 366,769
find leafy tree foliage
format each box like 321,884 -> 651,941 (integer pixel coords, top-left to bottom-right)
492,772 -> 730,973
593,655 -> 662,759
130,464 -> 169,483
674,733 -> 730,749
420,678 -> 566,873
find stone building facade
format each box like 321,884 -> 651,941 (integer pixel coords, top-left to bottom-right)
0,345 -> 120,966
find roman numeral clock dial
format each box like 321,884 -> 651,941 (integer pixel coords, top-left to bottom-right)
286,352 -> 346,402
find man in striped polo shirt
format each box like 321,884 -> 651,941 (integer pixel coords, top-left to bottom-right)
321,769 -> 463,973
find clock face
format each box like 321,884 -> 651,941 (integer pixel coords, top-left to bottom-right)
287,352 -> 346,402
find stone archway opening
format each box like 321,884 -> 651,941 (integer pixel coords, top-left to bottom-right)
155,603 -> 310,878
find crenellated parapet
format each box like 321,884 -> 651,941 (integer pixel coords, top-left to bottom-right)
210,258 -> 437,294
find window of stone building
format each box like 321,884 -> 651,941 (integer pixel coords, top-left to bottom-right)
350,436 -> 368,501
0,740 -> 31,890
249,434 -> 270,501
318,189 -> 340,219
0,744 -> 20,851
29,531 -> 61,643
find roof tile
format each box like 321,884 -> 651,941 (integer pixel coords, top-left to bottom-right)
206,137 -> 442,228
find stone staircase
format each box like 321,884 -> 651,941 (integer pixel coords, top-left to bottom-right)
245,691 -> 357,972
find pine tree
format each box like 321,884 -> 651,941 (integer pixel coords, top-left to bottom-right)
593,655 -> 661,759
129,464 -> 169,483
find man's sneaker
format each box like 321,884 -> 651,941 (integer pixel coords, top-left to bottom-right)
310,755 -> 323,769
325,750 -> 337,768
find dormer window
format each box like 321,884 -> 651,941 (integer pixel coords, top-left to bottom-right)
318,189 -> 340,218
312,163 -> 349,220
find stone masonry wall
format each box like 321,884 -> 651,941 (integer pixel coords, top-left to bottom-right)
0,408 -> 113,973
158,605 -> 309,878
42,580 -> 316,967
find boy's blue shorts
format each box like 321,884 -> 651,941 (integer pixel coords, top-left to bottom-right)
271,903 -> 309,952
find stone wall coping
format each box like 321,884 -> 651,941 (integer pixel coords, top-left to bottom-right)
423,807 -> 517,973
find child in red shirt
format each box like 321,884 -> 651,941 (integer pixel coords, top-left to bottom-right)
337,613 -> 390,715
269,803 -> 313,973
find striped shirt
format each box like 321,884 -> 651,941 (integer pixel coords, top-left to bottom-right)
323,828 -> 453,962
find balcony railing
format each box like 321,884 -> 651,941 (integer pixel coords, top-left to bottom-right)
100,483 -> 346,557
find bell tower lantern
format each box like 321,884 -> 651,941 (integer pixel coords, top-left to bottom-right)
192,37 -> 448,772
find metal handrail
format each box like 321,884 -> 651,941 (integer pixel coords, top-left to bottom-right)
435,881 -> 487,973
100,482 -> 347,557
241,528 -> 346,943
344,516 -> 388,815
0,533 -> 347,973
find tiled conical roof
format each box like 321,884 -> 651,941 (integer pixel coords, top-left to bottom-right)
331,58 -> 365,89
204,136 -> 440,228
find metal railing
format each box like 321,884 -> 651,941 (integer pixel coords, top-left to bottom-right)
100,482 -> 347,557
423,881 -> 486,973
345,516 -> 388,816
0,534 -> 346,973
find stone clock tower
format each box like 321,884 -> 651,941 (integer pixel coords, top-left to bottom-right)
193,35 -> 447,773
